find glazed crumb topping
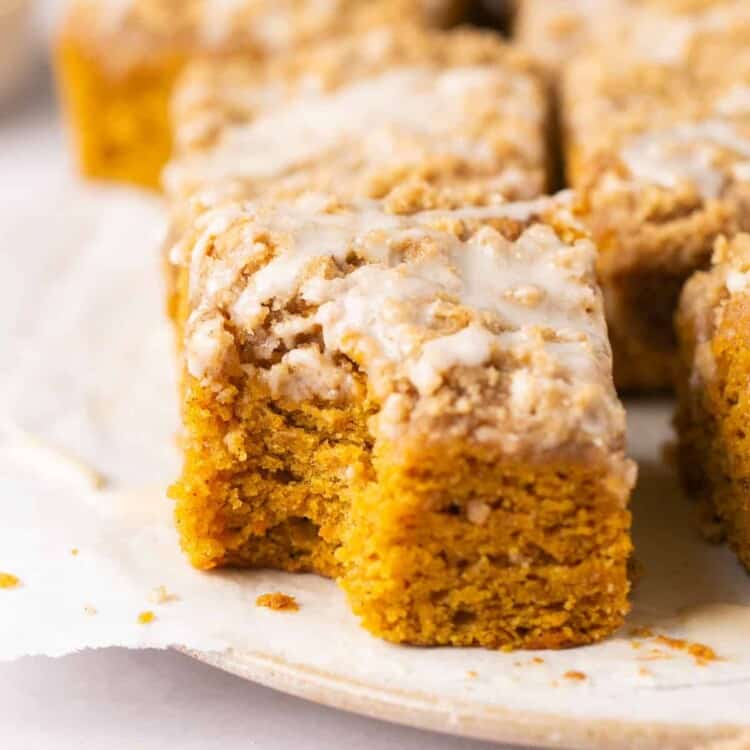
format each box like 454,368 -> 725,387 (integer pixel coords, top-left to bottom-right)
165,64 -> 544,203
518,0 -> 750,68
615,120 -> 750,199
564,12 -> 750,203
679,233 -> 750,388
65,0 -> 462,53
173,192 -> 630,474
165,27 -> 546,206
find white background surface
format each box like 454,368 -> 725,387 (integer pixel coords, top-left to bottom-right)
0,5 -> 522,749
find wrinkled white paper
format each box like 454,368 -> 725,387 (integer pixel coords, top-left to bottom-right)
1,108 -> 750,729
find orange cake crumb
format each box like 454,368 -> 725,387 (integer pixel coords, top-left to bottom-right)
654,635 -> 719,665
688,643 -> 719,665
0,573 -> 20,589
563,671 -> 587,682
466,670 -> 478,679
149,585 -> 178,605
655,635 -> 689,651
638,648 -> 672,662
83,605 -> 97,616
71,548 -> 79,556
137,610 -> 156,625
256,593 -> 299,613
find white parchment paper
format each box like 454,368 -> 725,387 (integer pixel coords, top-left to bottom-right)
1,73 -> 750,733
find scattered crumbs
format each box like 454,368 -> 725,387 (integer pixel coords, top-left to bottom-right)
0,572 -> 20,589
688,642 -> 718,665
466,670 -> 478,679
71,548 -> 79,556
563,670 -> 587,682
655,635 -> 688,650
630,626 -> 654,639
149,585 -> 178,605
638,667 -> 653,678
83,605 -> 97,616
516,657 -> 544,667
652,635 -> 719,665
631,641 -> 643,650
256,592 -> 299,612
137,610 -> 156,625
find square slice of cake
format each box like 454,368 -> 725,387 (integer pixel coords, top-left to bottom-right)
164,26 -> 549,208
54,0 -> 467,188
168,193 -> 636,648
676,234 -> 750,572
562,18 -> 750,390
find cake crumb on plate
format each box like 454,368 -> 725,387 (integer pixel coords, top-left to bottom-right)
137,610 -> 156,624
149,585 -> 178,604
654,635 -> 719,665
563,671 -> 587,681
256,593 -> 299,612
0,572 -> 20,589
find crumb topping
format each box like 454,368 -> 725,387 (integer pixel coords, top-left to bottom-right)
64,0 -> 464,66
680,234 -> 750,388
617,121 -> 750,200
166,65 -> 543,203
175,192 -> 631,475
166,27 -> 546,206
565,22 -> 750,202
518,0 -> 750,69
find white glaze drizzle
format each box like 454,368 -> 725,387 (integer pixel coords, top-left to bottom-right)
179,194 -> 623,453
165,65 -> 542,196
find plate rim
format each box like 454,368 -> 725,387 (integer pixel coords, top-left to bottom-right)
181,646 -> 749,750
